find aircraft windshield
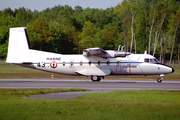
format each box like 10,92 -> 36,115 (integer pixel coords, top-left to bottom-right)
144,58 -> 159,64
153,58 -> 160,63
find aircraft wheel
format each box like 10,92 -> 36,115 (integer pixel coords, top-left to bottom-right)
91,75 -> 101,82
157,78 -> 162,83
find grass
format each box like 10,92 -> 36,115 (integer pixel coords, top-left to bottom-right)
0,89 -> 180,120
0,88 -> 88,97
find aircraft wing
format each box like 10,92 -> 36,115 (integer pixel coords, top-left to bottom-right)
83,48 -> 107,57
76,67 -> 111,76
83,48 -> 131,58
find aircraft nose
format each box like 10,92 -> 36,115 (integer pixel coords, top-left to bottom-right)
172,67 -> 175,73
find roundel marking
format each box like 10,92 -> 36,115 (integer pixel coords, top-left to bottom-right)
50,61 -> 58,69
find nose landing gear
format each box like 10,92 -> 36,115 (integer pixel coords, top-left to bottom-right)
157,74 -> 164,83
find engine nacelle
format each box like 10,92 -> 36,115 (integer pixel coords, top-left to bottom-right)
101,50 -> 131,58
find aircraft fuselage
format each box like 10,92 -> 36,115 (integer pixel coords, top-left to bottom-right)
20,49 -> 174,76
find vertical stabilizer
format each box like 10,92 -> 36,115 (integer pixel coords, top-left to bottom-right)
6,27 -> 31,63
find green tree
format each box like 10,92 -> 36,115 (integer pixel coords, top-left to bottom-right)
57,5 -> 74,25
3,7 -> 15,16
79,21 -> 99,49
0,13 -> 18,58
134,0 -> 151,53
26,17 -> 54,51
1,2 -> 180,61
115,1 -> 131,51
75,8 -> 98,31
0,42 -> 8,58
15,7 -> 32,26
73,6 -> 83,31
48,22 -> 67,53
61,25 -> 78,53
168,7 -> 180,63
101,24 -> 119,50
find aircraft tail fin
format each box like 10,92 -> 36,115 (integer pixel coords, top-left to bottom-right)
6,27 -> 31,63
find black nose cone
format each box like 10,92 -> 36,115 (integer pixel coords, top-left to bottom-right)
172,68 -> 175,73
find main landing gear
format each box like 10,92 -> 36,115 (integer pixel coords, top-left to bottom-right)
157,74 -> 164,83
91,75 -> 104,82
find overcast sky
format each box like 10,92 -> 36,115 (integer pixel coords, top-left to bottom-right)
0,0 -> 123,11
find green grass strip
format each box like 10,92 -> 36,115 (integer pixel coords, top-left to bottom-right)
0,88 -> 88,97
0,90 -> 180,120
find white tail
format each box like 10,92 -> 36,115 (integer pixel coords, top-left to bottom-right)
6,27 -> 31,63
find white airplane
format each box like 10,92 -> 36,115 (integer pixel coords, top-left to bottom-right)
6,27 -> 174,83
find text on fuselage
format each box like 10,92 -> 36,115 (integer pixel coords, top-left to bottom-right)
46,57 -> 61,61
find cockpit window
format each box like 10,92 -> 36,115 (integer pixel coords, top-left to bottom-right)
150,59 -> 155,63
153,58 -> 159,63
144,58 -> 159,64
144,58 -> 149,63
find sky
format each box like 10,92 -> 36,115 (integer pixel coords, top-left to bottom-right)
0,0 -> 123,11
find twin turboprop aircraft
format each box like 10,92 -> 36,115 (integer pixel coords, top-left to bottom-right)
6,27 -> 174,83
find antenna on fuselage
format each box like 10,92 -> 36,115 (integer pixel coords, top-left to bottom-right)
121,46 -> 124,51
144,50 -> 147,54
118,45 -> 121,51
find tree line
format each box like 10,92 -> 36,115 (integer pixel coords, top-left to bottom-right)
0,0 -> 180,63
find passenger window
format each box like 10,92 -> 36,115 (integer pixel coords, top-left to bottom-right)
63,61 -> 65,66
89,61 -> 91,66
70,61 -> 73,66
117,61 -> 120,65
80,61 -> 83,66
144,58 -> 149,63
98,61 -> 101,66
107,61 -> 110,65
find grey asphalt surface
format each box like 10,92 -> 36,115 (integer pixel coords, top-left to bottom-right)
0,79 -> 180,99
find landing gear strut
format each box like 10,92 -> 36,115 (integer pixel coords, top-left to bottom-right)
91,75 -> 104,82
157,74 -> 164,83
